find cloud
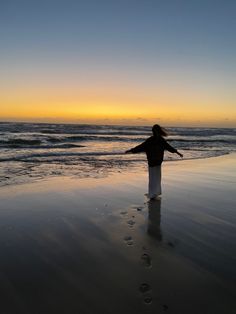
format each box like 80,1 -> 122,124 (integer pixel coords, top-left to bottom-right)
136,117 -> 147,121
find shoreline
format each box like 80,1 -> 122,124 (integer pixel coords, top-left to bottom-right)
0,153 -> 235,313
0,150 -> 232,189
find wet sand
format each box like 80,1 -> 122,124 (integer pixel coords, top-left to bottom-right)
0,154 -> 235,314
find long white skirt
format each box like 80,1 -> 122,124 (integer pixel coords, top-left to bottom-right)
148,165 -> 162,198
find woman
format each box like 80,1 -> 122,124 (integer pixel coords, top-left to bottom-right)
125,124 -> 183,200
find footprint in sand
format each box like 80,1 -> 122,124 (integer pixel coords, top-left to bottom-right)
127,220 -> 136,228
167,241 -> 175,248
162,304 -> 169,311
120,210 -> 128,216
143,295 -> 153,305
139,283 -> 152,305
139,283 -> 151,293
141,253 -> 152,268
137,206 -> 144,212
123,236 -> 134,246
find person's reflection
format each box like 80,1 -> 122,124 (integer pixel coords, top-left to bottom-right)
147,199 -> 162,241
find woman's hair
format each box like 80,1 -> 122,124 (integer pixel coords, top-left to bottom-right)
152,124 -> 168,137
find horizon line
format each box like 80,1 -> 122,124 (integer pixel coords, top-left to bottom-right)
0,120 -> 235,129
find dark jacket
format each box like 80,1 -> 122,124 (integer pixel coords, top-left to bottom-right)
130,135 -> 177,167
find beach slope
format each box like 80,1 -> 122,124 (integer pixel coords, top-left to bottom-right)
0,154 -> 235,314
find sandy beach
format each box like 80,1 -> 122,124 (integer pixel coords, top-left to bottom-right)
0,153 -> 235,314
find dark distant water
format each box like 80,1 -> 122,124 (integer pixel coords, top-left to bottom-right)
0,122 -> 235,186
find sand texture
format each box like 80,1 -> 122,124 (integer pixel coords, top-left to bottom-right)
0,154 -> 235,314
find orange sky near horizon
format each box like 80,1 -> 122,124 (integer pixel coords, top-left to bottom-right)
1,2 -> 236,128
1,81 -> 235,127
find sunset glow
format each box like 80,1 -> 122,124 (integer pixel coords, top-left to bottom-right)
1,1 -> 235,127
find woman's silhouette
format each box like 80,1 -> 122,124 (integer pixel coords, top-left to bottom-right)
126,124 -> 183,199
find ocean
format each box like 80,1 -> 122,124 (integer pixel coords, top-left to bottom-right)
0,122 -> 235,186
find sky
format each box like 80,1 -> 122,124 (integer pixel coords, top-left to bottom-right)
0,0 -> 235,127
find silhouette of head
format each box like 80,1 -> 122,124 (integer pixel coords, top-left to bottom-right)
152,124 -> 168,137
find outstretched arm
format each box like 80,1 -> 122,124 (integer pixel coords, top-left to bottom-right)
163,138 -> 183,158
176,151 -> 183,158
125,140 -> 148,154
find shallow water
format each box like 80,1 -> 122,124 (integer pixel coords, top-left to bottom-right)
0,122 -> 235,186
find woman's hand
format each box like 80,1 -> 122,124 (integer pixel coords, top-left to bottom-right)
177,151 -> 183,158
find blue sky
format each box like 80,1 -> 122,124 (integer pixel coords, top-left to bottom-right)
1,0 -> 235,126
